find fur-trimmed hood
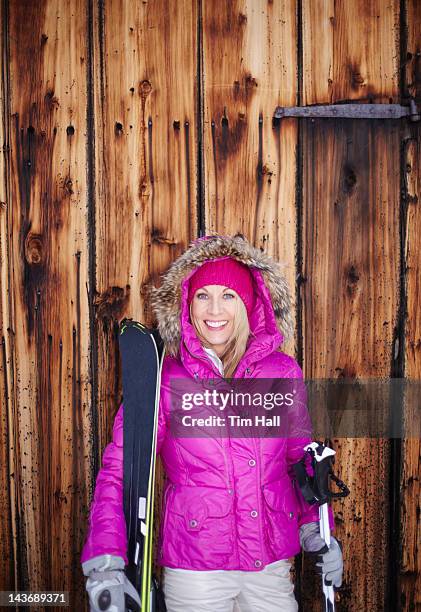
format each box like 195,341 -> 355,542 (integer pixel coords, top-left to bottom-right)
150,234 -> 294,357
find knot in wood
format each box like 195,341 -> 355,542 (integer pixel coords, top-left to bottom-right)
139,80 -> 152,96
25,234 -> 44,265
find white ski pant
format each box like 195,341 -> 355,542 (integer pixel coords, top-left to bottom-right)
162,559 -> 298,612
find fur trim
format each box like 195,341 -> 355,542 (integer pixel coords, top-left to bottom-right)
150,234 -> 294,355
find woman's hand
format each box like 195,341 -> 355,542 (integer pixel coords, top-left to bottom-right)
299,521 -> 343,588
82,555 -> 140,612
86,569 -> 141,612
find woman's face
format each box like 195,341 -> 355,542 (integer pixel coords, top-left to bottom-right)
190,284 -> 239,355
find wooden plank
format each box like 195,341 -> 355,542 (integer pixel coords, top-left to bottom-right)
401,125 -> 421,609
301,119 -> 400,611
92,0 -> 198,451
302,0 -> 400,104
6,2 -> 91,608
0,0 -> 14,591
202,0 -> 298,359
403,0 -> 421,103
91,0 -> 198,590
301,3 -> 402,609
400,3 -> 421,609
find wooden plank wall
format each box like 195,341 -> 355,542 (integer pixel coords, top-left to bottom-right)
301,2 -> 401,611
0,0 -> 13,594
90,0 -> 198,452
301,118 -> 400,610
1,4 -> 92,612
401,2 -> 421,610
0,1 -> 419,611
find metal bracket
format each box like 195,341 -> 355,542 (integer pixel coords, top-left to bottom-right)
274,98 -> 420,122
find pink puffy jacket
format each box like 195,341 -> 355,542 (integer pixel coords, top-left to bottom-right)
81,235 -> 333,571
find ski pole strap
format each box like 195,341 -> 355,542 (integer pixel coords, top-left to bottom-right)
293,441 -> 350,505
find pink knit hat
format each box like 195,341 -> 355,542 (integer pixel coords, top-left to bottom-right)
187,258 -> 255,316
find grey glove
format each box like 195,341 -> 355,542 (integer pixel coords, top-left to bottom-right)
299,521 -> 343,588
82,555 -> 141,612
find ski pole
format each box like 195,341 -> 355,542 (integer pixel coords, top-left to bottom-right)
305,443 -> 336,612
293,441 -> 350,612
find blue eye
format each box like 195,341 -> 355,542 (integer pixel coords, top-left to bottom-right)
195,291 -> 234,300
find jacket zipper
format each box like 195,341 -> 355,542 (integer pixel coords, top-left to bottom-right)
184,344 -> 223,379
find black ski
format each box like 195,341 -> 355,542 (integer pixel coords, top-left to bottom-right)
119,319 -> 165,611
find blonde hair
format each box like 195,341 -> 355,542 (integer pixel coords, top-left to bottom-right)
190,294 -> 251,378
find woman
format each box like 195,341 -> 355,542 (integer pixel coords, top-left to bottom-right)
81,234 -> 342,612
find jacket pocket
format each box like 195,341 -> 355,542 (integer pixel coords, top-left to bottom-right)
262,479 -> 298,522
162,484 -> 235,568
168,484 -> 233,531
261,479 -> 300,558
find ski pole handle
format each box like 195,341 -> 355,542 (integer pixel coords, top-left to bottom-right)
300,442 -> 349,502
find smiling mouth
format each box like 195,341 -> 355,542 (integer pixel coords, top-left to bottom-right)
204,320 -> 228,330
